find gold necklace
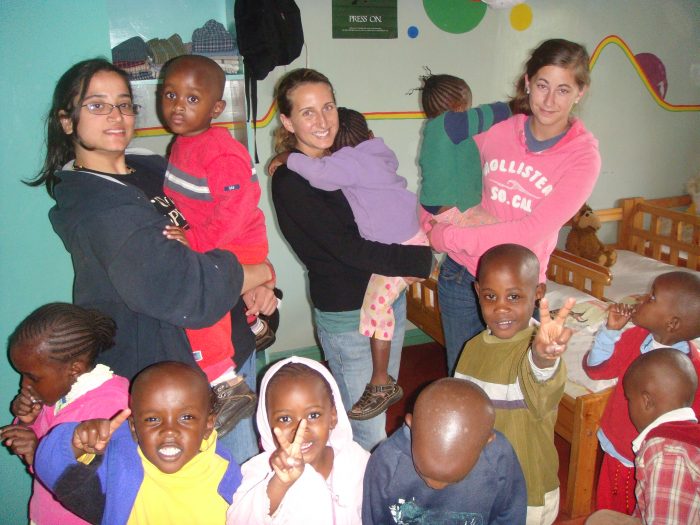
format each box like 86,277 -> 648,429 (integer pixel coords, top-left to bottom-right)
73,163 -> 134,174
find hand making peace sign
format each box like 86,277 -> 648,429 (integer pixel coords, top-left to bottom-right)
532,297 -> 576,369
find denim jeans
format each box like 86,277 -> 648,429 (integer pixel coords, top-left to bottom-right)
217,351 -> 259,465
438,256 -> 485,374
316,293 -> 406,452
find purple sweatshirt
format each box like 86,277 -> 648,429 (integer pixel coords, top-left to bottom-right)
287,137 -> 421,245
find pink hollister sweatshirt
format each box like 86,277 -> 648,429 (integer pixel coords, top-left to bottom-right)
428,113 -> 600,281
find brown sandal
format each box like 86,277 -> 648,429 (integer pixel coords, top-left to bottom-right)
347,376 -> 403,420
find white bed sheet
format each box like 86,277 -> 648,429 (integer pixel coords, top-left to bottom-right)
605,250 -> 699,301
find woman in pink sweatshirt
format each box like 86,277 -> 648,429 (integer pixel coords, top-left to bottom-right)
424,38 -> 601,373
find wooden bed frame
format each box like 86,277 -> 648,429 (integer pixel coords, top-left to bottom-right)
406,195 -> 699,518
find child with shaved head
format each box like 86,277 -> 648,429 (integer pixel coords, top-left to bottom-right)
34,361 -> 242,525
586,349 -> 700,525
160,54 -> 274,450
362,377 -> 526,524
584,271 -> 700,514
454,243 -> 576,524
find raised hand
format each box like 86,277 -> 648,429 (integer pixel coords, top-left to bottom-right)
532,297 -> 575,368
1,425 -> 39,465
606,302 -> 636,331
11,385 -> 43,424
269,419 -> 306,485
71,408 -> 131,458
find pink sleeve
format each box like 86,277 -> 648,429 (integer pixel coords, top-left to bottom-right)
430,146 -> 601,258
185,154 -> 265,253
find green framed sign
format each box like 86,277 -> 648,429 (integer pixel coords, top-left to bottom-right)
332,0 -> 397,39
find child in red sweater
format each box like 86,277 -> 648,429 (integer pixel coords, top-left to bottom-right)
583,271 -> 700,514
160,55 -> 275,437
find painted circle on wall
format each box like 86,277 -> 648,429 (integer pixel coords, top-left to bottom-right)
423,0 -> 487,34
407,25 -> 420,38
510,3 -> 532,31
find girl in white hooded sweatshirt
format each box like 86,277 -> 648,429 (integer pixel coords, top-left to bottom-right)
228,357 -> 369,524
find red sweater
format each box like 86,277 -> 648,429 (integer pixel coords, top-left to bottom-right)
164,126 -> 267,262
583,326 -> 700,462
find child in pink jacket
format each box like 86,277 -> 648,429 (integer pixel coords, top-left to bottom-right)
1,303 -> 129,525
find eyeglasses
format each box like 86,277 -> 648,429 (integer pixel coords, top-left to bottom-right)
81,102 -> 141,116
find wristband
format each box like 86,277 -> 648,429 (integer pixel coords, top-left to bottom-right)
263,259 -> 276,288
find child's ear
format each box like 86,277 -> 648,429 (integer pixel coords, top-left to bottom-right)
128,415 -> 138,442
474,282 -> 480,296
641,390 -> 655,412
204,411 -> 216,439
404,413 -> 413,428
211,99 -> 226,119
666,316 -> 681,334
59,110 -> 73,135
330,405 -> 338,430
535,282 -> 546,301
69,359 -> 88,380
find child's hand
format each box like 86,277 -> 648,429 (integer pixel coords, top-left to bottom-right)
606,303 -> 635,330
71,408 -> 131,458
243,286 -> 278,317
403,276 -> 425,286
1,424 -> 39,465
10,386 -> 43,424
267,152 -> 291,176
269,419 -> 306,486
163,225 -> 190,247
532,297 -> 575,369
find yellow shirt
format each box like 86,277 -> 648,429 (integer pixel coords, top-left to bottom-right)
127,431 -> 229,525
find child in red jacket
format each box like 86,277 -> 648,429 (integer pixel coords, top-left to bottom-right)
583,271 -> 700,514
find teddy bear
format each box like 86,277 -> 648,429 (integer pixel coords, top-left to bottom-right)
565,203 -> 617,267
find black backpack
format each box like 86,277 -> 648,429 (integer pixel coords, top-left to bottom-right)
235,0 -> 304,162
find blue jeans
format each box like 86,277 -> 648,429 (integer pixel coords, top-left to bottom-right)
316,293 -> 406,452
438,256 -> 485,374
217,351 -> 259,465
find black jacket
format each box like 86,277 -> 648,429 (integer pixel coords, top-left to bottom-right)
271,164 -> 433,312
49,152 -> 244,379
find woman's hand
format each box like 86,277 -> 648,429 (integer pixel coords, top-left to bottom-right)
532,297 -> 575,369
163,225 -> 190,248
267,152 -> 291,176
71,409 -> 130,458
1,424 -> 38,465
11,386 -> 42,424
243,286 -> 278,317
606,303 -> 635,331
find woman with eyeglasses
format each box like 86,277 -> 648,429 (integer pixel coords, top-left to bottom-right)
27,58 -> 274,391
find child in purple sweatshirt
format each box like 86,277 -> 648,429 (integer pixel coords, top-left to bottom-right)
271,108 -> 427,421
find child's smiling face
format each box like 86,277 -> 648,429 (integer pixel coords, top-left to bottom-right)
266,373 -> 337,471
476,260 -> 544,340
129,365 -> 215,474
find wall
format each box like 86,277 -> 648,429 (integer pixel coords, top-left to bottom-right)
241,0 -> 700,353
0,1 -> 698,522
0,2 -> 112,522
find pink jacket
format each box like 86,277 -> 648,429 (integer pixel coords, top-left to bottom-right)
427,114 -> 600,281
228,357 -> 369,524
27,366 -> 129,525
